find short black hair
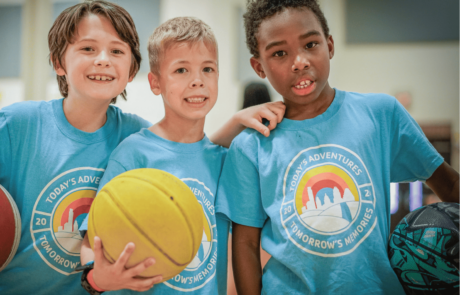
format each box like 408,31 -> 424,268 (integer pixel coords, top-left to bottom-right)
244,0 -> 329,58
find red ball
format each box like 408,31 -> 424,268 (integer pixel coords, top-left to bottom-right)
0,185 -> 21,271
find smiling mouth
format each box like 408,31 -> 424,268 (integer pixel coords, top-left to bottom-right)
185,97 -> 207,103
294,80 -> 313,89
88,75 -> 114,81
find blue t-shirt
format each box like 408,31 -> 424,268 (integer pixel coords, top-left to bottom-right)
0,99 -> 150,295
216,89 -> 443,295
80,128 -> 229,295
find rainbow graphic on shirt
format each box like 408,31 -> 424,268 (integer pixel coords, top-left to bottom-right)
52,190 -> 95,254
31,167 -> 104,275
294,165 -> 360,232
281,145 -> 377,257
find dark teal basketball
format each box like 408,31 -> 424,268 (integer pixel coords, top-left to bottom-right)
388,202 -> 459,294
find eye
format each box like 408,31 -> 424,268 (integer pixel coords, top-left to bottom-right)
203,67 -> 214,73
112,49 -> 124,54
81,47 -> 94,52
306,42 -> 318,49
272,50 -> 286,57
175,68 -> 187,74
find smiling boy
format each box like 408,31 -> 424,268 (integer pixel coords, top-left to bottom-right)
215,0 -> 459,294
79,16 -> 285,294
0,2 -> 151,294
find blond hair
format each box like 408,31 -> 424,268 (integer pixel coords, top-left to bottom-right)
148,17 -> 218,75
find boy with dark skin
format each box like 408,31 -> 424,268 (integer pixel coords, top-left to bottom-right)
216,0 -> 459,294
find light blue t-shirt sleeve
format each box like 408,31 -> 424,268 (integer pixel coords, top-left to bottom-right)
79,159 -> 128,232
389,100 -> 443,182
0,113 -> 12,191
97,159 -> 129,193
216,138 -> 267,228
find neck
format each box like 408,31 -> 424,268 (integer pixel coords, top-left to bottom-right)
149,113 -> 205,144
285,85 -> 335,120
62,96 -> 111,132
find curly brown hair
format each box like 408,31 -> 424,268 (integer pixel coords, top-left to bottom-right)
48,0 -> 141,103
244,0 -> 329,58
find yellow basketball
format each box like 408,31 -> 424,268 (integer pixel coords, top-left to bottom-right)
87,168 -> 203,281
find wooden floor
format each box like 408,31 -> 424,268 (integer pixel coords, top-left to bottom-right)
226,235 -> 271,295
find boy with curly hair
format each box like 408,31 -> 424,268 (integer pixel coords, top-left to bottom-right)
216,0 -> 459,294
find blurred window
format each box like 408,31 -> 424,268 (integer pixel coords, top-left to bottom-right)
0,4 -> 22,78
112,0 -> 160,73
346,0 -> 459,43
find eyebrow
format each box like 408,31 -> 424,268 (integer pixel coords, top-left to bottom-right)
76,38 -> 129,47
174,60 -> 217,65
264,30 -> 322,51
299,30 -> 322,40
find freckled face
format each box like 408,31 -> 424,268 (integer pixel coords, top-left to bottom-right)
251,8 -> 334,109
55,14 -> 134,102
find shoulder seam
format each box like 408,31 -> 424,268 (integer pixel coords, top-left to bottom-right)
109,158 -> 129,172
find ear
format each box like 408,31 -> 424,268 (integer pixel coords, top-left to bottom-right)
327,35 -> 335,59
128,72 -> 135,83
52,56 -> 66,76
148,72 -> 161,96
250,57 -> 266,79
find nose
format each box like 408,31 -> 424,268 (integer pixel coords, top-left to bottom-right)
94,50 -> 111,67
291,52 -> 310,72
189,74 -> 204,88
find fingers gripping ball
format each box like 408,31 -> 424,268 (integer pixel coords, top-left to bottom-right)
388,202 -> 459,295
0,185 -> 21,272
87,169 -> 203,281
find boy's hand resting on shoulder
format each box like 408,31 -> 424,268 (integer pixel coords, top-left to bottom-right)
210,101 -> 286,148
236,101 -> 286,137
92,236 -> 163,292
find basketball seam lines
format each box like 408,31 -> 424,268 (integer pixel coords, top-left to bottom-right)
119,174 -> 199,262
105,184 -> 188,267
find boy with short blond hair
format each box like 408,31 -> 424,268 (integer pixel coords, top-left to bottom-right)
79,16 -> 285,294
216,0 -> 459,294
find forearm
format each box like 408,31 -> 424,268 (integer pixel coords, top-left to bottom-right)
80,234 -> 95,265
232,223 -> 262,295
437,177 -> 459,203
426,162 -> 460,203
209,113 -> 245,148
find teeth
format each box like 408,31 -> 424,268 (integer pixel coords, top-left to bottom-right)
186,97 -> 206,103
88,75 -> 113,81
295,80 -> 312,89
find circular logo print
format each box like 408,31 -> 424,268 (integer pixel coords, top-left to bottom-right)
164,178 -> 218,292
281,145 -> 377,257
31,167 -> 104,275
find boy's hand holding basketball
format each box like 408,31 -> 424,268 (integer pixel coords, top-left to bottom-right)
92,236 -> 163,292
